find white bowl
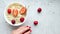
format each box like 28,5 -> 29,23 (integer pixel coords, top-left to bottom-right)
4,2 -> 27,26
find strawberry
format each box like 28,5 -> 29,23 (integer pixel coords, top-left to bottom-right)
20,7 -> 27,14
34,21 -> 38,25
12,9 -> 18,17
37,8 -> 42,13
20,17 -> 24,22
11,20 -> 15,24
7,8 -> 11,14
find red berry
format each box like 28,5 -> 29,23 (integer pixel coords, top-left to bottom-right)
7,8 -> 11,14
37,8 -> 42,13
20,17 -> 24,22
34,21 -> 38,25
11,20 -> 15,24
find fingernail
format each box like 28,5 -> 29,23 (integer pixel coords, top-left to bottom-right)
26,26 -> 29,27
30,30 -> 32,32
26,26 -> 31,28
29,26 -> 31,28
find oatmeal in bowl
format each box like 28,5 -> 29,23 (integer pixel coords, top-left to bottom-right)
4,3 -> 27,26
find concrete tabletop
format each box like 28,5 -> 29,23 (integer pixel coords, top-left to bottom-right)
0,0 -> 60,34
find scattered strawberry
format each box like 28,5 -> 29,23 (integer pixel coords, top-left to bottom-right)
20,17 -> 24,22
34,21 -> 38,25
37,8 -> 42,13
7,8 -> 11,14
11,20 -> 15,24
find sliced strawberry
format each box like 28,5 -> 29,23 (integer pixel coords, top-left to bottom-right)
20,7 -> 27,14
12,9 -> 18,17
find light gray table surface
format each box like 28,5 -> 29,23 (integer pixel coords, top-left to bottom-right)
0,0 -> 60,34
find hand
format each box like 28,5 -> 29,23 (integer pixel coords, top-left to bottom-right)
11,26 -> 32,34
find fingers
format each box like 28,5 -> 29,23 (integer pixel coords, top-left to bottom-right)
17,26 -> 26,30
11,26 -> 32,34
24,31 -> 31,34
17,26 -> 31,30
16,26 -> 31,34
21,26 -> 31,33
24,29 -> 32,34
